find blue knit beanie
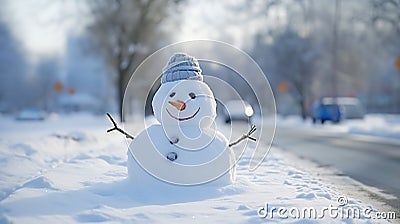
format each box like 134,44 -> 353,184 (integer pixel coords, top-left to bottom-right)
161,53 -> 203,84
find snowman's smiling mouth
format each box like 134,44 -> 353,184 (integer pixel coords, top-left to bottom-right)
166,107 -> 200,121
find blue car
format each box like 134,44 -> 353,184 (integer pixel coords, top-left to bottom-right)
311,98 -> 341,124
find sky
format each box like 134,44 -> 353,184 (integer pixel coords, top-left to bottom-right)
176,0 -> 287,49
3,0 -> 231,56
2,0 -> 284,57
2,0 -> 89,57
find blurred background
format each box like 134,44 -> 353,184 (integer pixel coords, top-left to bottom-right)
1,0 -> 400,212
1,0 -> 399,119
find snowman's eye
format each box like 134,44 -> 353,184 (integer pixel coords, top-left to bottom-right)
169,92 -> 176,97
189,92 -> 196,99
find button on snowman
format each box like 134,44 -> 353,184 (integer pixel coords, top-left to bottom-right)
125,53 -> 254,187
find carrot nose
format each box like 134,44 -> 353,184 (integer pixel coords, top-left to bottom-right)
168,100 -> 186,111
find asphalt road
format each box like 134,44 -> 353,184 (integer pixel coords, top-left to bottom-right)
273,125 -> 400,211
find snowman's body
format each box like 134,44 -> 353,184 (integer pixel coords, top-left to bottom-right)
127,54 -> 236,187
127,124 -> 235,186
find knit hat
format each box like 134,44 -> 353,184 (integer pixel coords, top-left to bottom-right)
161,53 -> 203,84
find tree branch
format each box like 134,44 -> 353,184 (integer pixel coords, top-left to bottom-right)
229,124 -> 257,147
106,113 -> 134,139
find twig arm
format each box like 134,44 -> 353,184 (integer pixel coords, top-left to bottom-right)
229,124 -> 257,147
106,113 -> 135,140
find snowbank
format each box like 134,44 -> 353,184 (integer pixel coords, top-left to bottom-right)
0,114 -> 393,223
276,114 -> 400,140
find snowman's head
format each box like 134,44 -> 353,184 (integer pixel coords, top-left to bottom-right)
152,53 -> 216,128
152,80 -> 216,128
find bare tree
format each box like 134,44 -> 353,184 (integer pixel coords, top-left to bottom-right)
270,29 -> 318,119
34,57 -> 60,111
370,0 -> 400,35
87,0 -> 183,121
244,0 -> 400,115
0,21 -> 28,111
248,0 -> 319,118
369,0 -> 400,112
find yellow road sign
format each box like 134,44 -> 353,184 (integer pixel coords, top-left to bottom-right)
396,56 -> 400,71
278,82 -> 289,93
53,82 -> 63,93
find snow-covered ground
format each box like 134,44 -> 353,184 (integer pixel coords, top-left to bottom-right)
0,113 -> 395,223
276,114 -> 400,141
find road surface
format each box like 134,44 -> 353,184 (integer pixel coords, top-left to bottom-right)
273,125 -> 400,212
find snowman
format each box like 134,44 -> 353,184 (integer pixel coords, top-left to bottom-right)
107,53 -> 256,187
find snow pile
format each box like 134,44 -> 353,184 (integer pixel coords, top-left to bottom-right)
277,114 -> 400,140
0,114 -> 391,223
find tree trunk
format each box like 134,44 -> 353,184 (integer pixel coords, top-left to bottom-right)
294,81 -> 307,120
118,72 -> 124,122
117,53 -> 137,122
300,98 -> 307,120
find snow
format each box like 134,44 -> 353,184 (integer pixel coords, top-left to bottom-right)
0,114 -> 392,223
58,93 -> 102,112
276,114 -> 400,141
